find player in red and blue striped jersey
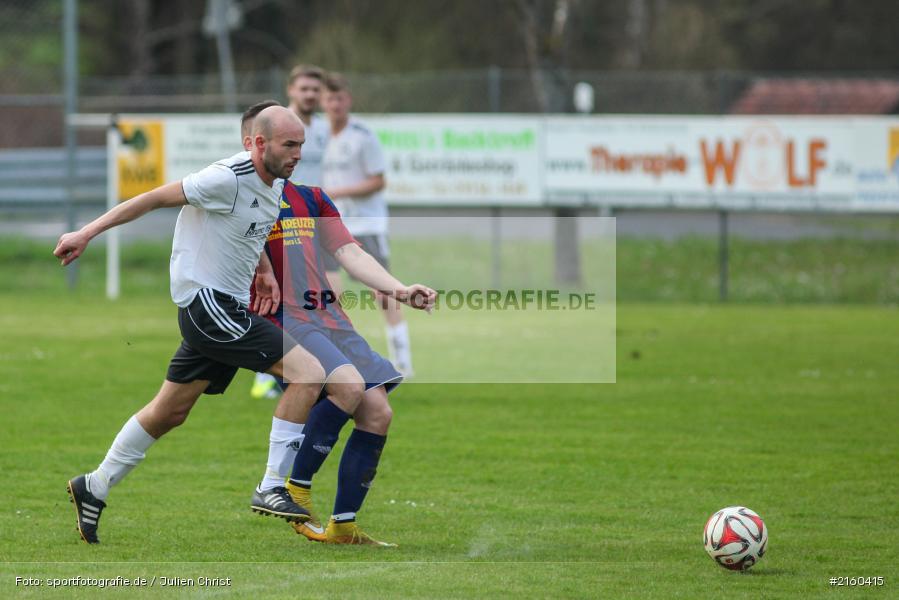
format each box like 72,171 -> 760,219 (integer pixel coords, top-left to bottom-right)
256,181 -> 435,546
243,103 -> 436,545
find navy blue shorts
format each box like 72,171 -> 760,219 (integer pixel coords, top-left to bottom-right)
281,319 -> 402,394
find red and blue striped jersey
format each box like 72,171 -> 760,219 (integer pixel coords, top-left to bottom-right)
253,183 -> 358,331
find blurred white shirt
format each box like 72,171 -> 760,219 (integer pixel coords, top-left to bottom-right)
288,113 -> 329,187
322,117 -> 388,236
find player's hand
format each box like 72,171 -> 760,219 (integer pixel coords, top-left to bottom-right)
397,284 -> 437,313
53,230 -> 90,266
252,270 -> 281,316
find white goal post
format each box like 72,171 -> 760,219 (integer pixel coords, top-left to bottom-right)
68,113 -> 121,299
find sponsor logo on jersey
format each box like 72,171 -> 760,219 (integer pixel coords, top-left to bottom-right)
244,221 -> 275,238
250,198 -> 260,208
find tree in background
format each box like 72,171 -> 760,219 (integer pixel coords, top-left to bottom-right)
6,0 -> 899,83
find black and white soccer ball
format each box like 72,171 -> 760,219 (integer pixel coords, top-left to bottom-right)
703,506 -> 768,571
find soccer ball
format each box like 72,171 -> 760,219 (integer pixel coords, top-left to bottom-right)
703,506 -> 768,571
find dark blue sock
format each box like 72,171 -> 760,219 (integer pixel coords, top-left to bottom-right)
333,429 -> 387,521
289,399 -> 350,485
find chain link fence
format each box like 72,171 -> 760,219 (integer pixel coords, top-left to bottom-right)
73,68 -> 755,117
0,0 -> 67,148
9,65 -> 899,149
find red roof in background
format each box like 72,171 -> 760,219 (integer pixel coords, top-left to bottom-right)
730,79 -> 899,115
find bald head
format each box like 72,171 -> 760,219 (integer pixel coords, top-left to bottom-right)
252,105 -> 303,140
250,105 -> 304,184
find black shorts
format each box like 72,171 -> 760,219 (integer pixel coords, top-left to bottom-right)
323,234 -> 390,273
166,288 -> 298,394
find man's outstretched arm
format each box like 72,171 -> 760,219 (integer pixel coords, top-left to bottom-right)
333,242 -> 436,311
54,181 -> 188,266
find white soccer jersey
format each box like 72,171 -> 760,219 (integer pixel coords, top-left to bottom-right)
288,113 -> 329,187
322,117 -> 388,236
170,151 -> 284,307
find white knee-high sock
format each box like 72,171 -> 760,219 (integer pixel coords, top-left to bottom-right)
386,321 -> 412,371
86,415 -> 156,501
258,416 -> 305,492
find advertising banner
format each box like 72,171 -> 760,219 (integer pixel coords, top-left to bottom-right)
851,118 -> 899,210
115,115 -> 240,200
543,116 -> 862,210
365,115 -> 543,205
116,120 -> 164,200
113,113 -> 899,212
163,115 -> 241,182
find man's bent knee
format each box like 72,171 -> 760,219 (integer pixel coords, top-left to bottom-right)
353,389 -> 393,435
329,381 -> 365,412
158,407 -> 190,431
270,346 -> 326,386
325,365 -> 366,414
375,402 -> 393,428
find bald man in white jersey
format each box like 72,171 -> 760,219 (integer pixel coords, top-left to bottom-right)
55,107 -> 327,544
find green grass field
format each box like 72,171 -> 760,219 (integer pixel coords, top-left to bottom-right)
1,238 -> 897,598
3,235 -> 899,303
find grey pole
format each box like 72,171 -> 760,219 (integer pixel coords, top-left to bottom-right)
212,0 -> 238,113
553,80 -> 587,286
270,65 -> 285,100
488,66 -> 502,288
714,66 -> 732,303
554,209 -> 582,285
491,208 -> 502,289
718,210 -> 729,302
487,65 -> 501,113
63,0 -> 78,289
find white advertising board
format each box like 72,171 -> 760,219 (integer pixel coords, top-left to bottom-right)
163,115 -> 242,181
112,113 -> 899,212
364,115 -> 543,205
542,116 -> 862,210
851,117 -> 899,210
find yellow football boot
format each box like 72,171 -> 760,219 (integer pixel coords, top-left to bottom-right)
250,374 -> 280,400
286,481 -> 326,542
325,518 -> 397,547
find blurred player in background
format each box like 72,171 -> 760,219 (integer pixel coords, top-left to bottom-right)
252,65 -> 332,400
321,73 -> 415,377
286,64 -> 330,188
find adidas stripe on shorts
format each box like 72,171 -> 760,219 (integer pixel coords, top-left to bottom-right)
166,287 -> 298,394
